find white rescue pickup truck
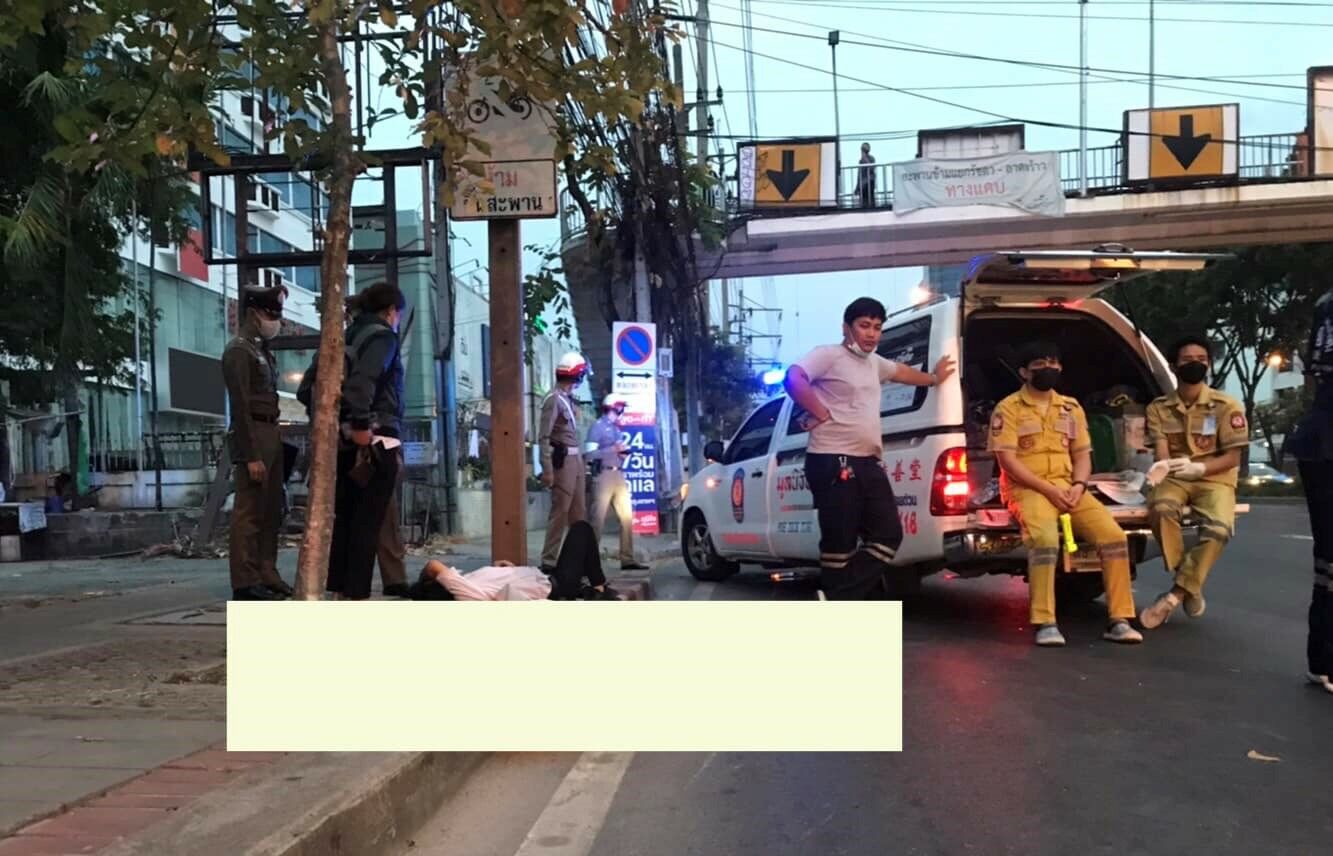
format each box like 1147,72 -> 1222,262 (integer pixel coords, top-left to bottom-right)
679,248 -> 1251,603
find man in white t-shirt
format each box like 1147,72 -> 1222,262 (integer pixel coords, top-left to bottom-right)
784,297 -> 956,599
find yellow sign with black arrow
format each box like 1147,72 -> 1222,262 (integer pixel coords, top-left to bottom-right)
738,139 -> 838,209
1124,104 -> 1239,183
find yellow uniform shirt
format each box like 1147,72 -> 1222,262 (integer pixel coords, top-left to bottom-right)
1145,386 -> 1247,488
987,388 -> 1092,496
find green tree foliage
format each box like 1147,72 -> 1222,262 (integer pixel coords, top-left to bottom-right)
671,330 -> 762,442
1109,242 -> 1332,464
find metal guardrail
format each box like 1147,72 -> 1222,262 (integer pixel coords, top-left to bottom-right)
559,133 -> 1311,241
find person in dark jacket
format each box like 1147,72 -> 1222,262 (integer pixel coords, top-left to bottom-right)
327,281 -> 407,600
1290,288 -> 1333,694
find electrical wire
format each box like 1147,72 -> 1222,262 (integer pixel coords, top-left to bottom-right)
709,1 -> 1320,93
710,35 -> 1331,147
744,0 -> 1333,27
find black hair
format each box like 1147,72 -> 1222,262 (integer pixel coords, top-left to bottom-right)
1017,340 -> 1061,368
843,297 -> 887,325
350,281 -> 406,315
1167,334 -> 1212,364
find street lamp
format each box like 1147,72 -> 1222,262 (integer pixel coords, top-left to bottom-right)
828,30 -> 841,148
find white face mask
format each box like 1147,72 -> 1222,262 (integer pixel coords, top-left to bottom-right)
844,341 -> 872,359
258,318 -> 281,340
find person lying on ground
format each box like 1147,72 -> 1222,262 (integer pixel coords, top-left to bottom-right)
409,522 -> 624,601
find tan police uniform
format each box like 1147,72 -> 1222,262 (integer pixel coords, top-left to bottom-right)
538,387 -> 586,567
221,319 -> 286,593
988,388 -> 1136,626
1145,386 -> 1247,597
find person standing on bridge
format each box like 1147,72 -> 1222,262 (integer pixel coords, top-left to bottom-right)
1138,335 -> 1248,631
1287,287 -> 1333,694
784,297 -> 955,600
855,143 -> 876,208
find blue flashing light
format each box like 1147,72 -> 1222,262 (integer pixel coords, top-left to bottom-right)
761,367 -> 786,386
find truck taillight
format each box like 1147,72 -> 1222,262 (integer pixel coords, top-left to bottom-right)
930,447 -> 970,516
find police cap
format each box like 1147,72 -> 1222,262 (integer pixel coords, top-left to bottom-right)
241,285 -> 288,316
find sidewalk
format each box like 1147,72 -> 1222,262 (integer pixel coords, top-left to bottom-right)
0,532 -> 669,853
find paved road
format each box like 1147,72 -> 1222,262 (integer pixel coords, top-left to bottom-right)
406,502 -> 1332,856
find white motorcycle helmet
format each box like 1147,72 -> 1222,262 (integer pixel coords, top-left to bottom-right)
556,351 -> 589,384
602,394 -> 628,414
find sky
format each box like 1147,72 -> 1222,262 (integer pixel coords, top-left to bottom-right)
359,1 -> 1333,368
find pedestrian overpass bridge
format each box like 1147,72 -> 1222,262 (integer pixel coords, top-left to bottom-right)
562,133 -> 1333,280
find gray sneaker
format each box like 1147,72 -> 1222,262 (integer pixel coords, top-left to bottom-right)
1183,591 -> 1206,618
1035,624 -> 1066,647
1103,620 -> 1144,644
1139,591 -> 1181,630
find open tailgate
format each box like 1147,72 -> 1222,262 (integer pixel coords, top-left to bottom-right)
961,247 -> 1230,308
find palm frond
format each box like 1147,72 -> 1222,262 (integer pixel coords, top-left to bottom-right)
21,71 -> 80,111
3,172 -> 68,267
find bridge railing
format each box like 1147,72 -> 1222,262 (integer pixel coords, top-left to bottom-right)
558,133 -> 1312,241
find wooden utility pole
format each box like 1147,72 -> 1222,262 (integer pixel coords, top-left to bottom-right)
488,219 -> 527,565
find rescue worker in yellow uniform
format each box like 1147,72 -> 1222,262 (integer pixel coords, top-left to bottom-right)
1139,335 -> 1248,629
989,341 -> 1143,647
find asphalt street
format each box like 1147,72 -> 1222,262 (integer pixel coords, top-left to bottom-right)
406,502 -> 1332,856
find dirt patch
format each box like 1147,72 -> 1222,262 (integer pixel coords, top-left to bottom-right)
0,636 -> 227,717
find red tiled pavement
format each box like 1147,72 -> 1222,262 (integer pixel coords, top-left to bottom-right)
0,744 -> 289,854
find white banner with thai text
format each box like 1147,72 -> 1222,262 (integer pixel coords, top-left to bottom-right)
892,151 -> 1065,217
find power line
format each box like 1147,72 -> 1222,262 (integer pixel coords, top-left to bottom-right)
710,1 -> 1319,92
744,0 -> 1333,28
709,36 -> 1325,146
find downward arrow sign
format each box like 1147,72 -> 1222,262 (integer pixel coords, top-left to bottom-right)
765,149 -> 810,201
1162,115 -> 1212,170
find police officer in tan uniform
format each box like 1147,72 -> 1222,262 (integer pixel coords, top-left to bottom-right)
538,352 -> 589,571
222,285 -> 291,601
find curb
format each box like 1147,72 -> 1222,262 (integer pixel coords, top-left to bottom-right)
97,752 -> 489,856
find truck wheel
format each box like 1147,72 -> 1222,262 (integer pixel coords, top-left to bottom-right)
1055,574 -> 1104,607
682,512 -> 739,582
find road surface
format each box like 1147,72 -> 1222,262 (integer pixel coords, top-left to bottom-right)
405,502 -> 1332,856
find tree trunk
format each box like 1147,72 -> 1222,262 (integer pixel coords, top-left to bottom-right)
294,5 -> 357,600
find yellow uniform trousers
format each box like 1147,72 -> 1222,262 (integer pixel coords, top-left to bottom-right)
1148,477 -> 1235,597
1008,485 -> 1137,626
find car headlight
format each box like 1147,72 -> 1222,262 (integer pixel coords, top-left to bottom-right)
705,477 -> 720,489
1247,477 -> 1261,486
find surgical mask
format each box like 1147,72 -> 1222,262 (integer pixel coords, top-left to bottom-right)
844,342 -> 872,360
258,318 -> 281,340
1174,361 -> 1208,385
1028,367 -> 1061,392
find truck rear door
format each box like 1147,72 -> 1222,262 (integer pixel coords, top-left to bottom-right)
960,248 -> 1227,312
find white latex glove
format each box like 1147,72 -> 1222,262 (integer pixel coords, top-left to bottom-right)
1170,458 -> 1207,480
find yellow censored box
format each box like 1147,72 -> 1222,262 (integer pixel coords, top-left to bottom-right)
227,601 -> 903,753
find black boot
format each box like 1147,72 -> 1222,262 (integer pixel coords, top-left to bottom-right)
266,579 -> 294,598
233,585 -> 282,601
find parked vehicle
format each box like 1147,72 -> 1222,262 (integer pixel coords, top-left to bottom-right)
680,247 -> 1251,603
1244,462 -> 1296,487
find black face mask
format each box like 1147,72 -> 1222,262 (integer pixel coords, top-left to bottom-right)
1028,367 -> 1061,392
1174,361 -> 1209,385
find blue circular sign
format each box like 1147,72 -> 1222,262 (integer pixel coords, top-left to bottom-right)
616,326 -> 653,367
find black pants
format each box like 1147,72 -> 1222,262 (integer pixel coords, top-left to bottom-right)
1299,459 -> 1333,675
806,452 -> 905,600
546,520 -> 608,599
328,443 -> 401,600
